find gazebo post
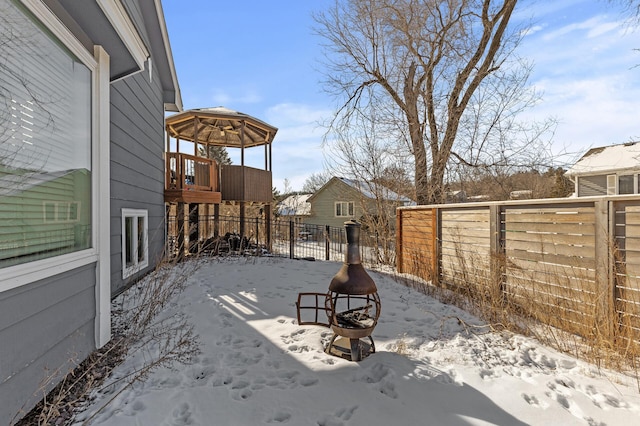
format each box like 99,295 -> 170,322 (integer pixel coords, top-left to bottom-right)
188,203 -> 199,254
239,120 -> 246,239
214,203 -> 220,238
193,117 -> 199,156
267,141 -> 273,251
240,201 -> 246,246
176,202 -> 185,261
165,126 -> 170,153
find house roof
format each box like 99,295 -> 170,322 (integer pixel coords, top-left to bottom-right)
277,194 -> 312,216
566,142 -> 640,177
139,0 -> 183,112
308,177 -> 414,204
57,0 -> 182,111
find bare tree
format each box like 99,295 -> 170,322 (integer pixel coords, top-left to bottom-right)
326,99 -> 410,264
315,0 -> 555,205
611,0 -> 640,21
302,170 -> 333,193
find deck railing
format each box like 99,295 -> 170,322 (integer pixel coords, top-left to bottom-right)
165,152 -> 219,192
220,165 -> 272,202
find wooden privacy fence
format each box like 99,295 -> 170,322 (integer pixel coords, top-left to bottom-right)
396,196 -> 640,348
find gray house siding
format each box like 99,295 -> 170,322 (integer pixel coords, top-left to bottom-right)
109,61 -> 166,296
1,0 -> 179,422
0,264 -> 95,423
578,175 -> 607,197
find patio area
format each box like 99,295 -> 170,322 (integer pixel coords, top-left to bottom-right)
71,257 -> 640,426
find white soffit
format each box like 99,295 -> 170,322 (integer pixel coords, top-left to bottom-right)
97,0 -> 149,70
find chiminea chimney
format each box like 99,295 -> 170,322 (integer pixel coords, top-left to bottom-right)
329,220 -> 377,295
325,220 -> 381,361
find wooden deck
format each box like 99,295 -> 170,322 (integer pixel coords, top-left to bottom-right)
164,153 -> 272,204
164,152 -> 221,204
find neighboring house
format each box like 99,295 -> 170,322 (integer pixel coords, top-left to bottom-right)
276,193 -> 312,224
565,142 -> 640,197
445,190 -> 467,203
305,177 -> 413,229
0,0 -> 181,422
510,189 -> 533,200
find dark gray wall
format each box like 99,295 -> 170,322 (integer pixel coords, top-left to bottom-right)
109,44 -> 167,296
0,0 -> 169,422
0,265 -> 96,423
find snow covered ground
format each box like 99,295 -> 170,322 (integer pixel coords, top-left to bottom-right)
75,257 -> 640,425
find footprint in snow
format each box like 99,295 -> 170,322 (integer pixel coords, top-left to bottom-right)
585,385 -> 628,409
522,393 -> 549,409
479,368 -> 499,380
211,375 -> 233,387
352,363 -> 398,399
190,364 -> 217,382
163,402 -> 194,426
266,410 -> 292,423
546,384 -> 586,420
317,405 -> 359,426
299,377 -> 319,387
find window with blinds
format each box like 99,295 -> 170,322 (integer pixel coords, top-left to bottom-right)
335,201 -> 354,217
0,0 -> 92,268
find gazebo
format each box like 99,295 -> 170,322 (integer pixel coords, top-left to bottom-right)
164,107 -> 278,254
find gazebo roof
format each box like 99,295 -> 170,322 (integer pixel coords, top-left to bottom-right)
165,107 -> 278,148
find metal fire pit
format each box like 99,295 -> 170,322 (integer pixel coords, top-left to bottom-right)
296,220 -> 381,362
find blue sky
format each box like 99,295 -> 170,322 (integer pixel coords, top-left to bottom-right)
163,0 -> 639,192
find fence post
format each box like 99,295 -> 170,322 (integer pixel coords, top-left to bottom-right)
433,208 -> 441,286
396,209 -> 403,273
594,199 -> 614,340
325,225 -> 330,261
255,217 -> 259,249
289,220 -> 295,259
489,204 -> 506,304
265,204 -> 272,252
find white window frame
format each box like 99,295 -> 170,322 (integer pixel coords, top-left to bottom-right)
42,201 -> 81,223
0,0 -> 108,293
335,201 -> 355,217
606,173 -> 640,195
122,208 -> 149,279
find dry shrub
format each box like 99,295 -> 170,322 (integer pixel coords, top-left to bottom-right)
15,256 -> 202,426
386,231 -> 640,384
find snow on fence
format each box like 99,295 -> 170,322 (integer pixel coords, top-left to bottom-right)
396,196 -> 640,349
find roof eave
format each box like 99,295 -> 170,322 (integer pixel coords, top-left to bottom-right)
138,0 -> 182,112
153,0 -> 182,112
97,0 -> 149,71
